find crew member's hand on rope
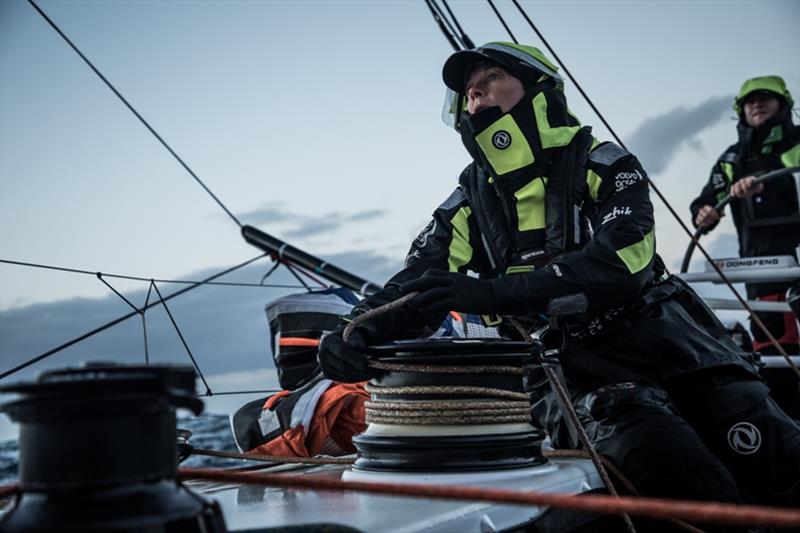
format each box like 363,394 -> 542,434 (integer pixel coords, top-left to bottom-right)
730,175 -> 765,198
317,324 -> 378,383
318,286 -> 439,382
694,204 -> 720,228
400,269 -> 504,315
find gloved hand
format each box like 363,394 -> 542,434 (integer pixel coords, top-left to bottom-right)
399,269 -> 505,315
317,325 -> 381,383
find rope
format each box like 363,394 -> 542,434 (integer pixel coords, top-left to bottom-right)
369,361 -> 523,375
365,383 -> 529,400
545,450 -> 705,533
0,484 -> 19,499
26,0 -> 242,228
1,465 -> 796,529
177,468 -> 800,529
366,413 -> 529,425
201,389 -> 281,397
509,319 -> 636,533
508,0 -> 792,362
191,447 -> 354,465
365,355 -> 530,425
343,293 -> 416,342
365,399 -> 524,411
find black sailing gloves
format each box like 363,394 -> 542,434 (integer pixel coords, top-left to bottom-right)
317,324 -> 376,383
317,285 -> 447,383
400,269 -> 508,315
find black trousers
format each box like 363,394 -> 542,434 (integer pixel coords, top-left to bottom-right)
547,369 -> 800,532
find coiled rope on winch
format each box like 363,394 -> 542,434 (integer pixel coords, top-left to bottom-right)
345,297 -> 532,426
344,292 -> 637,532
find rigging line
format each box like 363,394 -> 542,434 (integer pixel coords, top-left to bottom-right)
0,253 -> 267,381
285,260 -> 330,288
282,261 -> 313,292
486,0 -> 518,44
96,273 -> 141,315
442,0 -> 475,49
142,284 -> 153,365
98,271 -> 153,364
424,0 -> 462,52
508,0 -> 796,366
202,389 -> 281,396
0,259 -> 307,290
259,257 -> 282,285
429,0 -> 466,50
150,280 -> 212,395
26,0 -> 242,228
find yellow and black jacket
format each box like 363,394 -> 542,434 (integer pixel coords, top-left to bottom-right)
389,127 -> 660,321
690,124 -> 800,261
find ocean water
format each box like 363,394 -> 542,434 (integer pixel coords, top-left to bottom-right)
0,413 -> 243,486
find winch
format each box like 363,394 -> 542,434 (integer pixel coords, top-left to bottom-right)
0,363 -> 227,532
351,338 -> 546,472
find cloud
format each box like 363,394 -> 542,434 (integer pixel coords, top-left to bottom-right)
0,250 -> 401,388
237,203 -> 387,238
627,94 -> 734,176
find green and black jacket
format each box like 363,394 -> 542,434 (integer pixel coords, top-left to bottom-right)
386,127 -> 661,321
690,124 -> 800,284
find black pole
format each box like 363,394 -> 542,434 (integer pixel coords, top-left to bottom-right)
241,225 -> 382,296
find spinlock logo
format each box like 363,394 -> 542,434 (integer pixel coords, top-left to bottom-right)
520,249 -> 546,261
492,130 -> 511,149
727,422 -> 762,455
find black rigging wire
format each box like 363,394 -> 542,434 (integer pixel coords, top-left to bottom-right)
442,0 -> 475,49
0,259 -> 307,290
26,0 -> 243,228
150,280 -> 212,395
97,273 -> 141,314
97,273 -> 152,364
429,0 -> 467,50
204,389 -> 281,397
508,0 -> 798,369
260,258 -> 283,285
283,262 -> 313,292
424,0 -> 462,51
142,284 -> 153,365
486,0 -> 518,44
0,253 -> 267,381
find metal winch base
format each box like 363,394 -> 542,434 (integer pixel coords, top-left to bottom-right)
353,429 -> 546,472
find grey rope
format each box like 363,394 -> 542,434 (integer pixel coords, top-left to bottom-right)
343,293 -> 416,342
369,361 -> 523,375
365,383 -> 528,401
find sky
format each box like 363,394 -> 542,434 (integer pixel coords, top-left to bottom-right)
1,0 -> 799,437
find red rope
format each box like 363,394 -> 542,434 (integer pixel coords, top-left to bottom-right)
0,484 -> 19,499
179,467 -> 800,529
